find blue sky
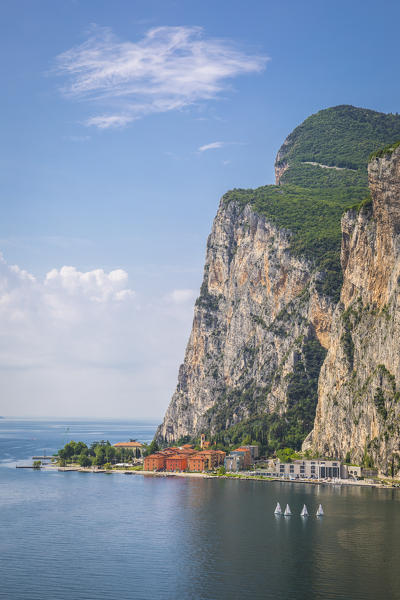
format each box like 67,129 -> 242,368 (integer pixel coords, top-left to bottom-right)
1,0 -> 399,419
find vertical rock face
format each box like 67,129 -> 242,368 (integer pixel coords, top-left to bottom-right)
156,106 -> 400,466
156,198 -> 332,443
305,148 -> 400,472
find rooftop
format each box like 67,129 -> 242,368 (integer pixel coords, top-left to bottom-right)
145,454 -> 165,460
166,455 -> 188,461
114,442 -> 143,448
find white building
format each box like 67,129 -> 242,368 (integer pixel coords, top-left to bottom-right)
256,458 -> 343,479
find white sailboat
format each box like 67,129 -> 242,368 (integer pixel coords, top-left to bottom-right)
284,503 -> 292,516
300,504 -> 309,517
316,504 -> 324,516
274,502 -> 282,515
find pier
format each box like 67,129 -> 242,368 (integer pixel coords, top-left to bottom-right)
32,455 -> 54,460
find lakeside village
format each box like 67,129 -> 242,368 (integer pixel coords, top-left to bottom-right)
42,433 -> 395,487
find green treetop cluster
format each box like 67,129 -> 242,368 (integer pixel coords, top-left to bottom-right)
57,440 -> 142,468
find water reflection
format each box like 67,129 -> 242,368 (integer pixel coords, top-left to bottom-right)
173,478 -> 400,600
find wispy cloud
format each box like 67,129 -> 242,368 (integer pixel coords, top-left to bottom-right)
198,141 -> 226,152
54,25 -> 268,129
197,140 -> 246,153
63,135 -> 91,142
86,114 -> 136,129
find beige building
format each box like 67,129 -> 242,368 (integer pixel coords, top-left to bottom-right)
113,442 -> 144,458
241,445 -> 259,461
225,454 -> 244,472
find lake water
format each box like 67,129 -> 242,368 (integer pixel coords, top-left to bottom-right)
1,419 -> 399,600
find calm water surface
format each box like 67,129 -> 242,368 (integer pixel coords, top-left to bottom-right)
1,419 -> 399,600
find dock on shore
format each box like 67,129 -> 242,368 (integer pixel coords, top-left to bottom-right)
32,455 -> 54,460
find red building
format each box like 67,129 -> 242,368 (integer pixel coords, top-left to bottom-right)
144,445 -> 222,473
187,454 -> 209,472
165,455 -> 188,472
144,454 -> 166,471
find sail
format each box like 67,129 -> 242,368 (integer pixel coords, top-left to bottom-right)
316,504 -> 324,516
301,504 -> 308,517
284,503 -> 292,516
274,502 -> 282,515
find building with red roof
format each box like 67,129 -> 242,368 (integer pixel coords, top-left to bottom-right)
144,454 -> 166,471
113,441 -> 144,457
165,455 -> 188,472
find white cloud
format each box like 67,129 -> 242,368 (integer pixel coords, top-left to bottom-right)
0,254 -> 197,419
198,141 -> 226,152
44,265 -> 132,303
54,25 -> 268,128
168,289 -> 197,304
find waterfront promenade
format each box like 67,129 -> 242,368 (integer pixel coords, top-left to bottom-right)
49,465 -> 392,488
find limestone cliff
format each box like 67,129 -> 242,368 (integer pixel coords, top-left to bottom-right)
304,147 -> 400,473
156,106 -> 400,462
157,197 -> 332,443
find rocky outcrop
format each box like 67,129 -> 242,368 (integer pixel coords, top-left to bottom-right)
156,198 -> 333,443
304,148 -> 400,473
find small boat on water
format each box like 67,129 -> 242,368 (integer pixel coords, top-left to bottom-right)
274,502 -> 282,515
300,504 -> 308,517
284,504 -> 292,516
316,504 -> 324,517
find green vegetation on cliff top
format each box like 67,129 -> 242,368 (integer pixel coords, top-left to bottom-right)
276,105 -> 400,172
224,105 -> 400,302
370,139 -> 400,159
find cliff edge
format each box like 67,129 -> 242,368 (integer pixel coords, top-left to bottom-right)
304,146 -> 400,473
157,198 -> 331,445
